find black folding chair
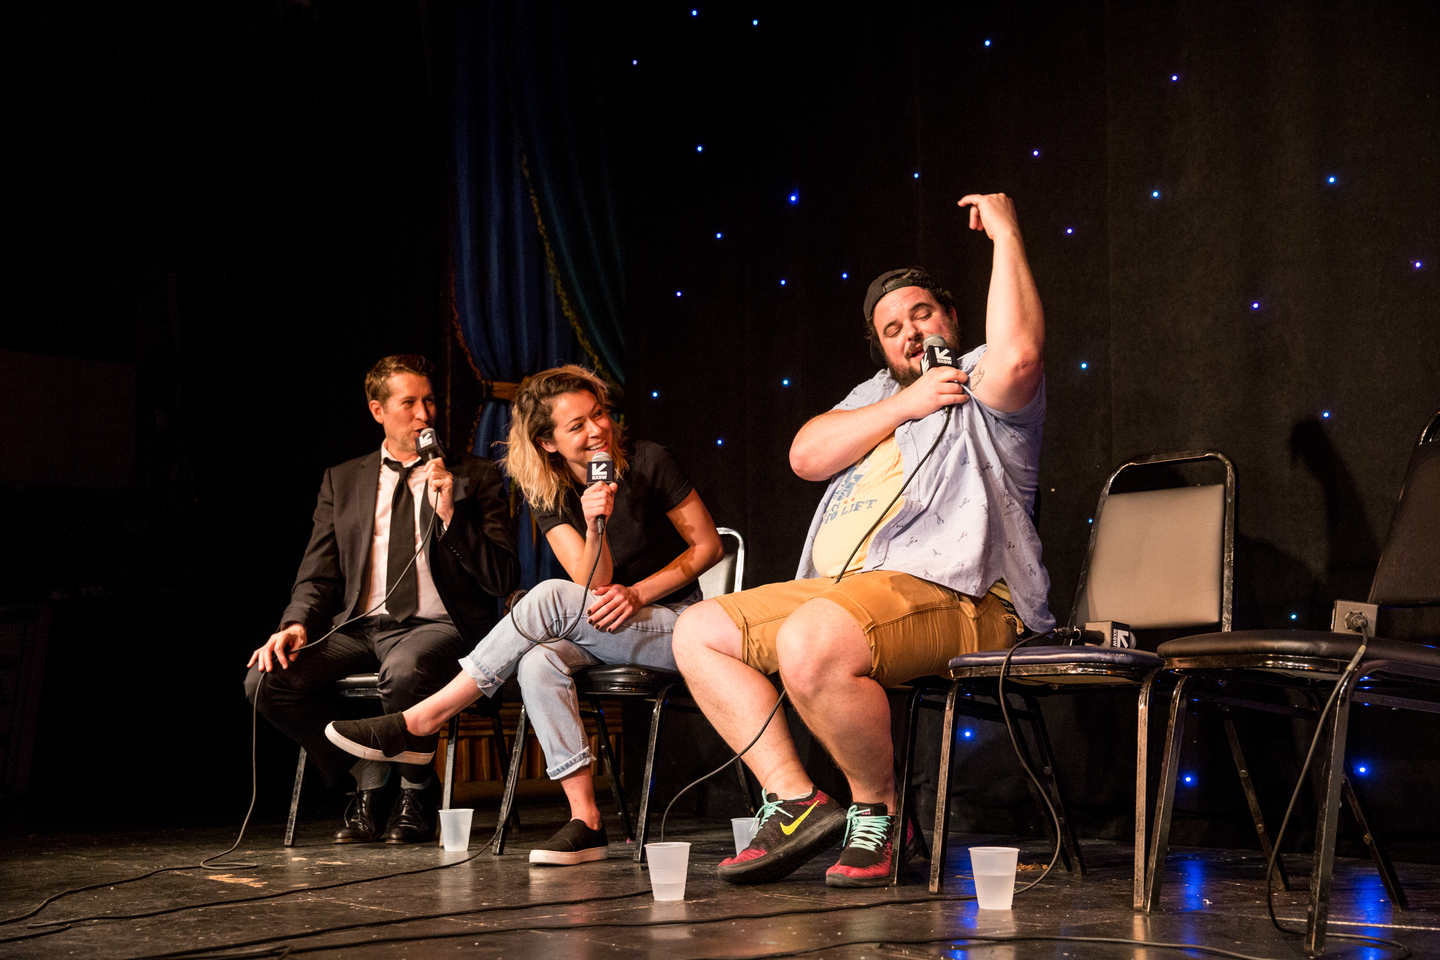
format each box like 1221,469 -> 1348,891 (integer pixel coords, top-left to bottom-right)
284,674 -> 509,846
1142,411 -> 1440,956
897,451 -> 1239,893
492,527 -> 759,862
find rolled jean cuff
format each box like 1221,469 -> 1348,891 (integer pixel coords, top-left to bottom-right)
458,655 -> 503,695
546,746 -> 594,781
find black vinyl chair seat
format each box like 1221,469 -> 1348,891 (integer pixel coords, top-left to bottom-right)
577,664 -> 685,696
1158,630 -> 1440,672
948,646 -> 1162,681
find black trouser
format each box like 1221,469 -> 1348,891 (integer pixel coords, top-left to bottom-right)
244,617 -> 466,788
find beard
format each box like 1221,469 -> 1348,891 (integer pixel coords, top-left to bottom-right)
886,318 -> 961,388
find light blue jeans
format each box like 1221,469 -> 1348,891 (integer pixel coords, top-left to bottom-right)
458,578 -> 696,779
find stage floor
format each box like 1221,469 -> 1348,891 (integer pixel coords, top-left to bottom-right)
3,804 -> 1436,959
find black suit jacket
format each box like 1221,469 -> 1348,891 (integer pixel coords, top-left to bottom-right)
280,450 -> 520,649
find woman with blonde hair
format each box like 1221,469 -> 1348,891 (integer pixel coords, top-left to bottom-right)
327,365 -> 723,864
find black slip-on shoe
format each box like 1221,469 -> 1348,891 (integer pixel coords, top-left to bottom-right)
326,713 -> 437,765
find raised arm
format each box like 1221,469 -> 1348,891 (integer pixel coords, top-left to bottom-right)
956,193 -> 1045,412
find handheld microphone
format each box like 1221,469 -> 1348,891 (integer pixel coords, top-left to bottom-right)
920,335 -> 957,374
587,452 -> 615,535
416,427 -> 445,463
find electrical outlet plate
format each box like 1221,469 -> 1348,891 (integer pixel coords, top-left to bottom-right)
1331,600 -> 1378,637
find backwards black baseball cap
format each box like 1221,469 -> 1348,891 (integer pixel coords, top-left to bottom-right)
863,267 -> 944,323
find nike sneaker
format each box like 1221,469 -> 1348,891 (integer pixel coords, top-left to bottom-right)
717,787 -> 847,885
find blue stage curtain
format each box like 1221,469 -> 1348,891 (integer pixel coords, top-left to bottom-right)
447,0 -> 625,587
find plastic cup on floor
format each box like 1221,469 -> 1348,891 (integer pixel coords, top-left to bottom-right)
731,817 -> 758,856
439,808 -> 474,852
969,846 -> 1019,909
644,842 -> 691,901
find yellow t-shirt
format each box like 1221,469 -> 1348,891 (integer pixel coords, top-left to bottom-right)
810,436 -> 906,578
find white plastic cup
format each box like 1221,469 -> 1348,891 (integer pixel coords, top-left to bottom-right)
439,808 -> 474,852
644,842 -> 692,901
969,846 -> 1019,910
731,817 -> 758,856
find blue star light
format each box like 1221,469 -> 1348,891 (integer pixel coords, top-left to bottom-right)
789,193 -> 799,204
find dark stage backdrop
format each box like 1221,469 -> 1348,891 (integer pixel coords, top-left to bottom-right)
613,2 -> 1438,853
3,1 -> 1437,857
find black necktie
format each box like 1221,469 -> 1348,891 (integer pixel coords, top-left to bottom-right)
384,459 -> 419,622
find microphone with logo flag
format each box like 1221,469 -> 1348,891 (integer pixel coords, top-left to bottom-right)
416,427 -> 445,463
587,452 -> 616,535
920,335 -> 957,374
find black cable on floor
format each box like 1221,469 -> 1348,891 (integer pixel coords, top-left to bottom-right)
117,888 -> 1415,960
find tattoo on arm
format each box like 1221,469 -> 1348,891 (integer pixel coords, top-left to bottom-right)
970,365 -> 985,388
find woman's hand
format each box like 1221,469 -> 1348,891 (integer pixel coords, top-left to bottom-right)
580,481 -> 616,536
588,583 -> 643,631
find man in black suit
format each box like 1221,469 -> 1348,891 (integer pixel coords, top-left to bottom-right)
245,355 -> 519,843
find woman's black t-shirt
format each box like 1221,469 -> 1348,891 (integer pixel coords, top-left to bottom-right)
533,441 -> 697,606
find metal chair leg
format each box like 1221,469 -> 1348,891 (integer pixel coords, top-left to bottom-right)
632,684 -> 677,863
1222,715 -> 1290,892
489,716 -> 520,831
733,760 -> 758,815
1144,675 -> 1191,913
588,700 -> 634,842
441,715 -> 459,812
1305,691 -> 1353,957
492,706 -> 528,855
929,682 -> 961,893
1133,670 -> 1158,910
285,747 -> 307,847
1019,691 -> 1085,877
889,683 -> 927,886
1342,773 -> 1409,910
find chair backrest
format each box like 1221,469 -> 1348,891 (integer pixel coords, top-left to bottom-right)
1369,409 -> 1440,607
699,527 -> 746,599
1070,451 -> 1235,632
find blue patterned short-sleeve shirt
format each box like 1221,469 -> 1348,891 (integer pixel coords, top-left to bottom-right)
794,344 -> 1055,632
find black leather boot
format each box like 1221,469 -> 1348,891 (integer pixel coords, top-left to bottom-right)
333,780 -> 396,843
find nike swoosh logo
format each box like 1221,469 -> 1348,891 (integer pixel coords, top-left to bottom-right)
780,803 -> 817,836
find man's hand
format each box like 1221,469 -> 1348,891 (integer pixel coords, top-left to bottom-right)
588,583 -> 642,632
249,623 -> 308,672
958,193 -> 1022,242
423,459 -> 456,527
580,481 -> 617,536
896,363 -> 970,422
